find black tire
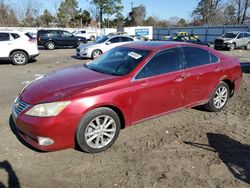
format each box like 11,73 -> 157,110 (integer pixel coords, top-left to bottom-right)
11,51 -> 28,65
229,43 -> 235,51
204,82 -> 230,112
76,107 -> 121,153
90,36 -> 95,41
45,41 -> 55,50
245,42 -> 250,50
91,49 -> 102,59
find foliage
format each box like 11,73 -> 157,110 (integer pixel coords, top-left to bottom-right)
0,1 -> 19,26
57,0 -> 79,27
89,0 -> 123,28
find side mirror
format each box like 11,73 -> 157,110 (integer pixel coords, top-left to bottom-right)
106,41 -> 111,45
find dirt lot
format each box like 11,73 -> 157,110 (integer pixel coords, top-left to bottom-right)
0,48 -> 249,188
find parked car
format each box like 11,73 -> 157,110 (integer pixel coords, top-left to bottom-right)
37,29 -> 87,50
214,31 -> 250,51
162,32 -> 198,40
72,30 -> 96,41
76,35 -> 137,59
12,42 -> 242,153
0,31 -> 39,65
166,35 -> 210,46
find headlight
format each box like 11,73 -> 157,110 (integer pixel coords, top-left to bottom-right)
25,101 -> 71,117
81,48 -> 88,52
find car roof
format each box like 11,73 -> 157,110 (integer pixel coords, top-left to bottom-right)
121,41 -> 188,51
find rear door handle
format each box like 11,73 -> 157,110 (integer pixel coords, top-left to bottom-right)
175,73 -> 192,82
215,67 -> 223,72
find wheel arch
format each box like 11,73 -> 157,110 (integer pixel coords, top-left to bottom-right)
9,49 -> 29,59
221,79 -> 235,97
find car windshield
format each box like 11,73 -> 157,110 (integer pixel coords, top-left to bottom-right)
85,47 -> 151,76
96,36 -> 109,43
222,33 -> 237,38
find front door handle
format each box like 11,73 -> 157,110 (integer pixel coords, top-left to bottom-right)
140,80 -> 148,86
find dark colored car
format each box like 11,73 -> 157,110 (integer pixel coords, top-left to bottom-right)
12,42 -> 242,153
166,35 -> 210,47
37,29 -> 87,50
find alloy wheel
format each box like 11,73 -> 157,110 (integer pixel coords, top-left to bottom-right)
84,115 -> 116,149
213,86 -> 228,109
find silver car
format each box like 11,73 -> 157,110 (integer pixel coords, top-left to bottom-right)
214,31 -> 250,51
76,35 -> 137,59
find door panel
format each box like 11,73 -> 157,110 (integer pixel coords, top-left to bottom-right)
181,47 -> 223,106
130,48 -> 184,123
0,33 -> 11,57
130,71 -> 184,123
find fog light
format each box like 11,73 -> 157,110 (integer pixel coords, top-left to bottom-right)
38,137 -> 54,146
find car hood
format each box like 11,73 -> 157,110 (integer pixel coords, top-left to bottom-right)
78,42 -> 101,49
19,65 -> 119,104
216,37 -> 233,42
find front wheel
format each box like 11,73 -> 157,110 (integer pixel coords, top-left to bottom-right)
76,107 -> 121,153
91,49 -> 102,59
245,43 -> 250,50
204,82 -> 230,112
229,43 -> 235,51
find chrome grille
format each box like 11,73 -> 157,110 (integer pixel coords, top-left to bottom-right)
14,98 -> 30,116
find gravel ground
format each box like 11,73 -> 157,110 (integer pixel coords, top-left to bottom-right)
0,48 -> 249,188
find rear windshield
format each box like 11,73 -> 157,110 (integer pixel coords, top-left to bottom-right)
25,32 -> 35,39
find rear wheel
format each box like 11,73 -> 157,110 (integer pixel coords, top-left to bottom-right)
204,82 -> 230,112
45,41 -> 55,50
76,107 -> 121,153
91,49 -> 102,59
11,51 -> 28,65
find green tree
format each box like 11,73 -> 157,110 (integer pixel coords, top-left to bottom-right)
75,9 -> 92,26
40,9 -> 55,27
57,0 -> 79,27
125,5 -> 146,26
89,0 -> 123,28
192,0 -> 223,25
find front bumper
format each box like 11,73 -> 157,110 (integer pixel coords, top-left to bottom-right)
214,43 -> 231,49
76,48 -> 92,58
11,109 -> 81,151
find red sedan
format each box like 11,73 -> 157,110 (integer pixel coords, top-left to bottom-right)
12,42 -> 242,153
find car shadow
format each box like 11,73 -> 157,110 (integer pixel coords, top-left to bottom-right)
71,55 -> 91,61
240,62 -> 250,74
184,133 -> 250,184
0,160 -> 20,188
9,115 -> 46,153
0,59 -> 37,66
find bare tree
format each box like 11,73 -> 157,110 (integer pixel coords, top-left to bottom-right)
234,0 -> 250,24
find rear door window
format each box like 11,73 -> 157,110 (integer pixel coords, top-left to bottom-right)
135,48 -> 182,79
120,37 -> 133,42
109,37 -> 120,43
182,47 -> 212,68
0,33 -> 10,41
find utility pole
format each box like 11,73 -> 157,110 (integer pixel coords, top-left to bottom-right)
130,2 -> 134,11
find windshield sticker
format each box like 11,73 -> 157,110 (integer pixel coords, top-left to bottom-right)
128,52 -> 142,59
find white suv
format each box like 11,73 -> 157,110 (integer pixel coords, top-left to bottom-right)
0,31 -> 39,65
73,30 -> 97,41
